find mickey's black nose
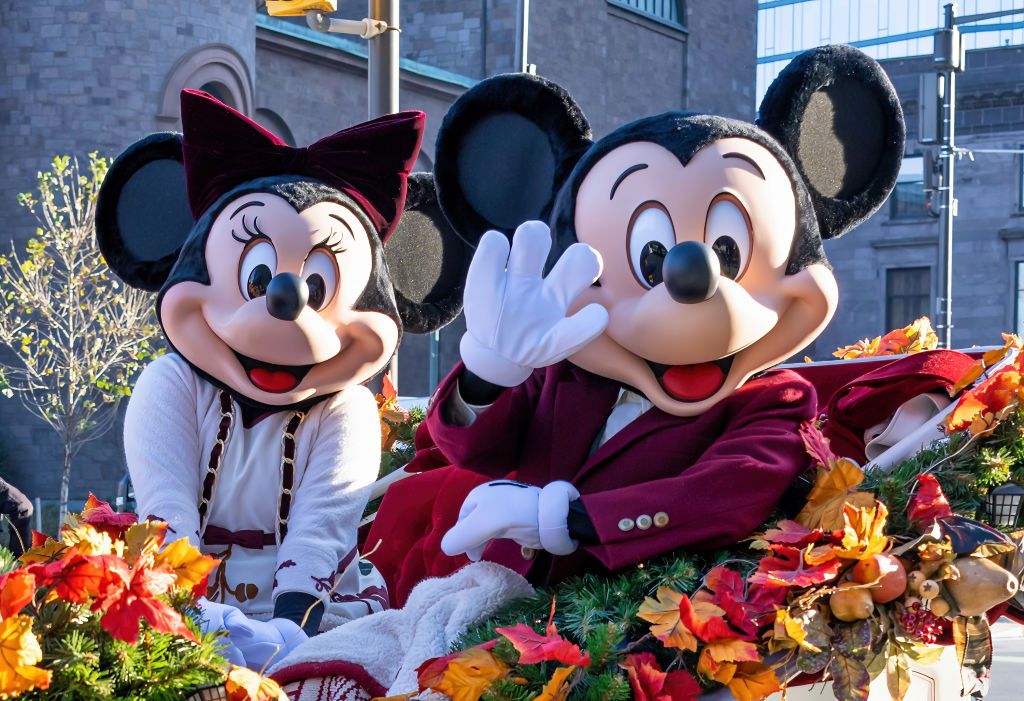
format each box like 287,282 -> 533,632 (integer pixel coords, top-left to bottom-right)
265,272 -> 309,321
662,241 -> 720,304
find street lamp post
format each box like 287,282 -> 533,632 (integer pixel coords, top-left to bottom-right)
368,0 -> 400,119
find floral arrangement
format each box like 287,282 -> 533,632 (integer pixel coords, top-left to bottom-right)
831,317 -> 938,360
376,374 -> 426,478
410,329 -> 1024,701
0,495 -> 288,701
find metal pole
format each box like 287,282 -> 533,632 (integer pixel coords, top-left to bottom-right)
515,0 -> 530,73
936,3 -> 959,349
368,0 -> 401,386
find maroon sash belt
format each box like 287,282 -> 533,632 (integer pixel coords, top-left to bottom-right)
203,525 -> 276,550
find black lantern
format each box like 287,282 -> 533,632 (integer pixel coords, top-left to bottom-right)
985,481 -> 1024,528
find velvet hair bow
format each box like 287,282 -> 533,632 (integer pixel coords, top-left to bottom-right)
179,89 -> 425,240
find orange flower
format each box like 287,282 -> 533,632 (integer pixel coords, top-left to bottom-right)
0,615 -> 51,699
225,665 -> 288,701
0,572 -> 35,620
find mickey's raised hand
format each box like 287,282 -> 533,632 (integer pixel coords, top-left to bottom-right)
460,221 -> 608,387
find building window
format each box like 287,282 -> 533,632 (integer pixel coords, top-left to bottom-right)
886,267 -> 931,330
1019,149 -> 1024,211
890,155 -> 928,220
610,0 -> 685,27
1016,262 -> 1024,335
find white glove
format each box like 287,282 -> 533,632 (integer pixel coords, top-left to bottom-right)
461,220 -> 608,387
201,597 -> 309,671
441,480 -> 581,560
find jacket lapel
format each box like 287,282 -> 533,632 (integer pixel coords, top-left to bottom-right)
546,368 -> 620,483
572,404 -> 689,483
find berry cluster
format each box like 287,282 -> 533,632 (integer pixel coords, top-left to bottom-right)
897,602 -> 945,644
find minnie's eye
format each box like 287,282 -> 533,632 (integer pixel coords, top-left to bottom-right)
628,205 -> 675,289
303,250 -> 338,311
705,197 -> 751,280
238,241 -> 277,300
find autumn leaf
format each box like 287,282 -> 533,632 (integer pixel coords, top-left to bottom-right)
496,599 -> 589,666
796,458 -> 874,531
59,522 -> 118,557
376,374 -> 410,451
619,653 -> 700,701
533,666 -> 576,701
907,475 -> 953,529
747,544 -> 843,590
833,502 -> 889,561
834,318 -> 936,360
696,566 -> 760,637
27,552 -> 110,605
18,533 -> 66,564
95,562 -> 193,644
800,422 -> 839,469
80,493 -> 137,538
637,587 -> 697,651
155,538 -> 219,593
679,594 -> 746,643
772,608 -> 820,653
417,640 -> 499,691
122,520 -> 168,567
225,665 -> 288,701
946,368 -> 1023,436
0,615 -> 51,698
432,647 -> 509,701
948,333 -> 1022,396
761,520 -> 834,547
696,638 -> 761,681
0,571 -> 35,620
725,662 -> 783,701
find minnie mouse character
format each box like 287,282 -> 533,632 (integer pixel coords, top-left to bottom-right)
269,45 -> 906,697
95,90 -> 473,668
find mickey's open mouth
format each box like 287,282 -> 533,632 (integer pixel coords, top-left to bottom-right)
234,352 -> 315,394
647,355 -> 735,403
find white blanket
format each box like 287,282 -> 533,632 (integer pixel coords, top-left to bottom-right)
269,561 -> 534,697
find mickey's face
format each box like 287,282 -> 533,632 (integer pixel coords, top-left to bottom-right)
566,137 -> 838,416
160,192 -> 399,407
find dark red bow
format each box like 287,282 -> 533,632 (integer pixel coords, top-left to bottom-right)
202,524 -> 277,550
180,89 -> 424,240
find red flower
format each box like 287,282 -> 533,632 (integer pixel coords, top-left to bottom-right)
495,598 -> 590,667
79,493 -> 138,538
620,653 -> 700,701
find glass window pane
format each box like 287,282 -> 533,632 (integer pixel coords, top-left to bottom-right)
886,267 -> 931,329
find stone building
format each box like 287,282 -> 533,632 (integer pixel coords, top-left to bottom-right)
0,1 -> 756,512
810,45 -> 1024,358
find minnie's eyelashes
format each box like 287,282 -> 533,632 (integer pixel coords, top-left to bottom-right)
231,214 -> 272,245
315,230 -> 348,255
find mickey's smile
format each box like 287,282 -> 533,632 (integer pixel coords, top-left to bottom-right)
234,352 -> 315,393
647,355 -> 735,403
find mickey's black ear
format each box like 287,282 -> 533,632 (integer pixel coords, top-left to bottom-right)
384,173 -> 471,334
96,133 -> 194,291
434,73 -> 592,243
757,45 -> 905,240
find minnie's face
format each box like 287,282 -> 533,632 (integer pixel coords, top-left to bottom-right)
567,137 -> 838,417
160,192 -> 399,406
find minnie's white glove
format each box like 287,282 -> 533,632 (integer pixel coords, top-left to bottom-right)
441,480 -> 581,560
198,598 -> 246,667
200,598 -> 307,670
461,221 -> 608,387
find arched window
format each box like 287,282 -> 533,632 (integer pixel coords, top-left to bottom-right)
158,44 -> 253,127
254,108 -> 297,146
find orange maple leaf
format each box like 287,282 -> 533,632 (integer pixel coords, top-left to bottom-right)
496,598 -> 589,666
833,502 -> 889,561
637,587 -> 698,651
225,665 -> 288,701
431,647 -> 509,701
946,368 -> 1023,437
0,571 -> 36,620
696,638 -> 761,682
725,662 -> 783,701
834,318 -> 936,360
95,561 -> 194,644
18,533 -> 65,564
795,458 -> 874,531
154,538 -> 219,594
122,521 -> 169,567
0,615 -> 51,698
27,552 -> 110,605
533,666 -> 576,701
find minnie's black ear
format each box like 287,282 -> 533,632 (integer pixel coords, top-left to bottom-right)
96,133 -> 194,291
757,45 -> 905,240
434,73 -> 592,243
384,173 -> 470,334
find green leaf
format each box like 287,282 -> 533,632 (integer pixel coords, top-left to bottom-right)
833,619 -> 873,660
886,651 -> 911,701
903,643 -> 944,666
828,655 -> 871,701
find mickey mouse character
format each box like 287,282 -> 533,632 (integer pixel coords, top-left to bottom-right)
95,90 -> 472,667
420,44 -> 905,579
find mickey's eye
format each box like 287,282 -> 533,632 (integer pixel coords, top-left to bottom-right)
628,204 -> 676,289
238,241 -> 277,300
705,196 -> 752,280
303,250 -> 338,311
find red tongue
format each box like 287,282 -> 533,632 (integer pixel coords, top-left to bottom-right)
248,367 -> 299,393
661,363 -> 725,402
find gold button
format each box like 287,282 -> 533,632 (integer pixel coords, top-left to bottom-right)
653,512 -> 670,528
617,518 -> 635,532
520,546 -> 536,560
636,514 -> 653,530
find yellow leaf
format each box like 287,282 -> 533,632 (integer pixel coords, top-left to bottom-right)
122,521 -> 168,567
60,523 -> 118,556
725,662 -> 783,701
225,665 -> 288,701
834,502 -> 890,561
773,609 -> 820,653
155,539 -> 219,592
0,615 -> 51,699
637,587 -> 698,651
795,459 -> 870,531
532,666 -> 576,701
433,647 -> 509,701
19,537 -> 66,564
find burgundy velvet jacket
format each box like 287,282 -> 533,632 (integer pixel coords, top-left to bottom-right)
425,361 -> 817,584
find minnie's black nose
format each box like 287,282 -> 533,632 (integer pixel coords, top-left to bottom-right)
265,272 -> 309,321
662,241 -> 720,304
